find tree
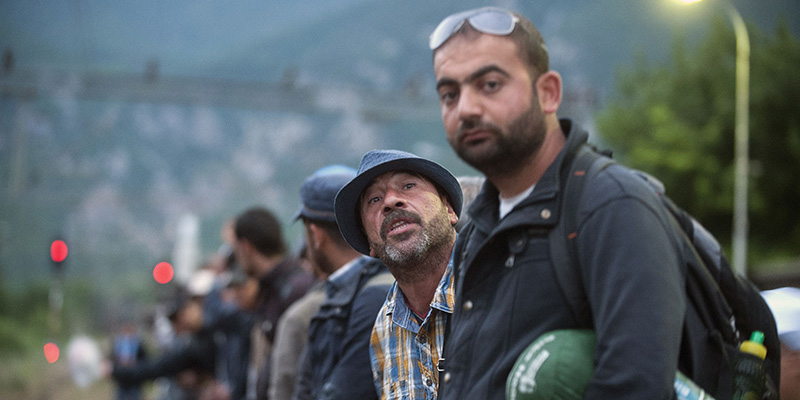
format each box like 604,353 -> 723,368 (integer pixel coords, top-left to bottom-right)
595,17 -> 800,266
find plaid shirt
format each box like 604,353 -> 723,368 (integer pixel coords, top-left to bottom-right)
369,259 -> 455,400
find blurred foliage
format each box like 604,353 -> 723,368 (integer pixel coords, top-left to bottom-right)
596,17 -> 800,268
0,281 -> 50,355
0,352 -> 115,399
0,276 -> 131,356
0,277 -> 149,398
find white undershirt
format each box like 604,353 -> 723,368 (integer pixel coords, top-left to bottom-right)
499,184 -> 535,219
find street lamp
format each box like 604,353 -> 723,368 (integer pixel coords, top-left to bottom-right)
677,0 -> 750,276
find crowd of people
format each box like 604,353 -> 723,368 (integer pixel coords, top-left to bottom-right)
104,6 -> 798,400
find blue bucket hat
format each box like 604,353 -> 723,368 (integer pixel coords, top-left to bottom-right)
334,149 -> 463,255
294,165 -> 357,223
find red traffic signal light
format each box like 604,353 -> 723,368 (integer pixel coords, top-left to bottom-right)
51,240 -> 68,263
44,342 -> 60,363
153,262 -> 174,284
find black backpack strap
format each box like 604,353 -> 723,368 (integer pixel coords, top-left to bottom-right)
549,147 -> 613,329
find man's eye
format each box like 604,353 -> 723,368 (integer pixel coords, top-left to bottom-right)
483,80 -> 501,92
367,196 -> 381,204
439,90 -> 458,104
403,183 -> 416,190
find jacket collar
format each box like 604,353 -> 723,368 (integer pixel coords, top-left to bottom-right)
324,256 -> 384,306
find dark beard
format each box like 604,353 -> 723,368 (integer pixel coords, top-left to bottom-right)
309,246 -> 337,276
449,101 -> 546,178
370,207 -> 454,283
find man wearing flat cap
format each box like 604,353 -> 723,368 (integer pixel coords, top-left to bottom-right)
290,165 -> 394,400
334,149 -> 462,400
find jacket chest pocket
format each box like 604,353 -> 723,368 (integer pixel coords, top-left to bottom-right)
497,228 -> 564,333
308,306 -> 349,343
504,227 -> 549,268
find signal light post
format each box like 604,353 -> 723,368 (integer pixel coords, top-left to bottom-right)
49,239 -> 68,337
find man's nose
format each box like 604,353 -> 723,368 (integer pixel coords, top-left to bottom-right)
381,189 -> 405,214
457,88 -> 483,121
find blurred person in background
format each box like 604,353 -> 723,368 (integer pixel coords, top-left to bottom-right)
270,243 -> 326,400
334,150 -> 462,399
198,248 -> 254,400
291,165 -> 393,400
200,245 -> 238,323
110,263 -> 257,400
762,287 -> 800,400
232,207 -> 314,400
111,321 -> 148,400
454,176 -> 484,232
109,286 -> 217,399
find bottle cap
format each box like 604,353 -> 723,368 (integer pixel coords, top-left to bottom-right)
749,331 -> 764,345
740,330 -> 767,360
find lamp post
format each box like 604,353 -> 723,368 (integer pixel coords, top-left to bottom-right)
678,0 -> 750,276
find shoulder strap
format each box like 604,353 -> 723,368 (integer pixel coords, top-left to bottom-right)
549,147 -> 613,329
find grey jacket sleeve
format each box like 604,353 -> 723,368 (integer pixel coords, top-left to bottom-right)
579,189 -> 684,399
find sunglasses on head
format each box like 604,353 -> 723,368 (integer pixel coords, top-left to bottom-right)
429,7 -> 520,50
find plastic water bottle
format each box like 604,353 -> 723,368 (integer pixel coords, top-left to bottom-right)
732,331 -> 767,400
674,371 -> 715,400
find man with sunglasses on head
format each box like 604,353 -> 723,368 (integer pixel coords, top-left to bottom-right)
431,7 -> 686,399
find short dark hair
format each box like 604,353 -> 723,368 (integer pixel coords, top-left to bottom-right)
302,218 -> 349,249
234,207 -> 286,257
507,11 -> 549,79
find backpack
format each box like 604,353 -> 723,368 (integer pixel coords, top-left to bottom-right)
549,145 -> 780,399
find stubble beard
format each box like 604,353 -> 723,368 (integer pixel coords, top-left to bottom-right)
239,258 -> 258,279
308,245 -> 336,277
449,100 -> 546,178
370,208 -> 453,283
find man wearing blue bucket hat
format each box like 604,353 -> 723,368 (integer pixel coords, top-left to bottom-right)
334,149 -> 462,399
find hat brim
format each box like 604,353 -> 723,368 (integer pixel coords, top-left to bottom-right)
293,207 -> 337,223
335,157 -> 463,255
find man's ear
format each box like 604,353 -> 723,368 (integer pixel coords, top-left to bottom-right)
442,196 -> 460,226
239,239 -> 254,257
306,222 -> 327,250
535,70 -> 562,114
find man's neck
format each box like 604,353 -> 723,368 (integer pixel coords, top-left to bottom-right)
254,253 -> 285,280
328,247 -> 363,276
327,254 -> 361,282
491,120 -> 566,199
395,244 -> 452,318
